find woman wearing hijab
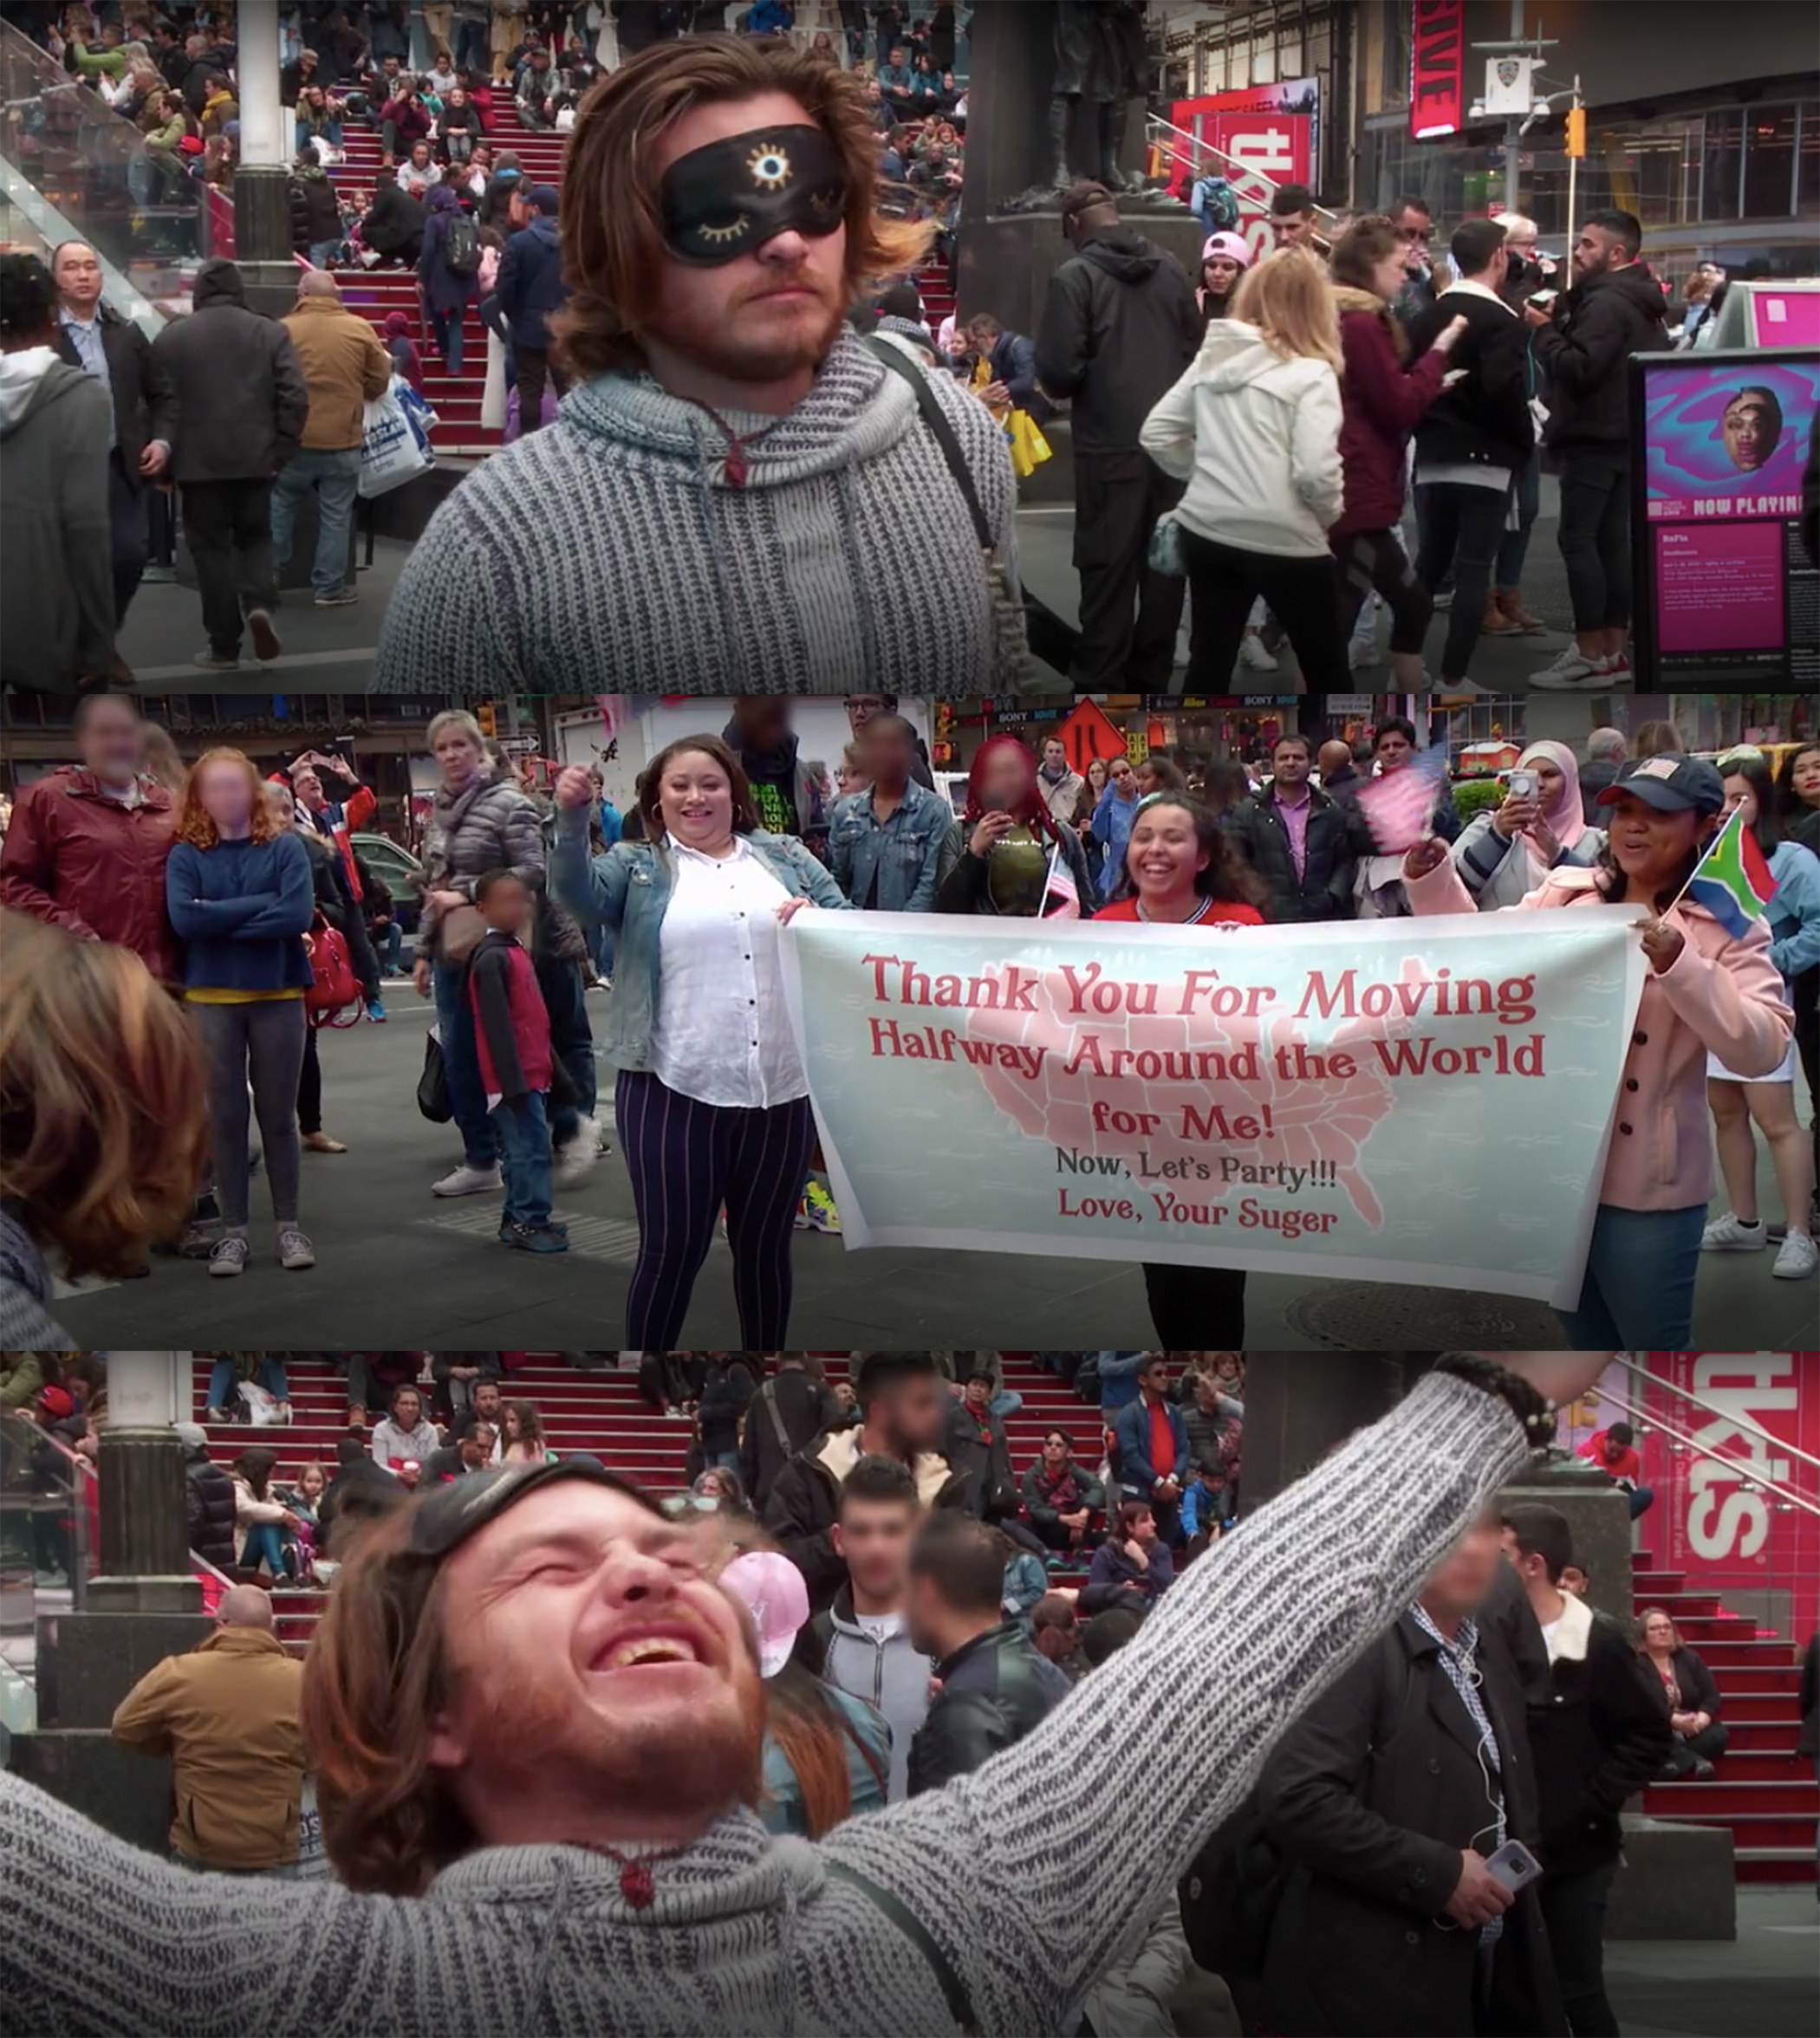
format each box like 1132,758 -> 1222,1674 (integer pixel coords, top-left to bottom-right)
933,736 -> 1093,918
1195,231 -> 1251,330
416,182 -> 478,374
1447,741 -> 1606,911
381,309 -> 424,393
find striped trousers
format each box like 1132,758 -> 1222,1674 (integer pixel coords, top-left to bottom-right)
614,1069 -> 816,1349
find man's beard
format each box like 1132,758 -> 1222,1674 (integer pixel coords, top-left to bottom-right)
462,1648 -> 766,1831
651,272 -> 847,386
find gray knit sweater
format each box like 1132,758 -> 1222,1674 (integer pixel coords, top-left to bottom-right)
370,332 -> 1034,697
0,1372 -> 1527,2038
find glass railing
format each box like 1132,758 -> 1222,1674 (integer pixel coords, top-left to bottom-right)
0,18 -> 226,319
0,1409 -> 95,1694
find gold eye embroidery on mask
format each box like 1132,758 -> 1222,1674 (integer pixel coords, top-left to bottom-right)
697,214 -> 751,244
747,145 -> 791,188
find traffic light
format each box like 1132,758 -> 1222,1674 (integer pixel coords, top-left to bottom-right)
1564,107 -> 1587,159
477,701 -> 497,739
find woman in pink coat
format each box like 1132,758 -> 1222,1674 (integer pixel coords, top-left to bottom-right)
1405,751 -> 1791,1347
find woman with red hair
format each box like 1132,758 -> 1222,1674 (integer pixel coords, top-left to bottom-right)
165,749 -> 317,1282
933,736 -> 1093,917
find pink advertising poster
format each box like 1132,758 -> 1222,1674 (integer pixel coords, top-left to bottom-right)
1169,81 -> 1318,264
1636,350 -> 1820,686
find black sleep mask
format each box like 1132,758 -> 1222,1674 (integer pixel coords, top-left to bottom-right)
659,124 -> 848,267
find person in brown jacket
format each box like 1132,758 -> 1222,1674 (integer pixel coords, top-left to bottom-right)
272,271 -> 390,611
111,1584 -> 309,1874
0,691 -> 179,983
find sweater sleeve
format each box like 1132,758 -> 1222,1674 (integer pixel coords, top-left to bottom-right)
817,1371 -> 1530,2035
1347,314 -> 1452,437
549,811 -> 634,931
165,843 -> 263,937
228,835 -> 315,938
1654,916 -> 1792,1080
1136,360 -> 1199,481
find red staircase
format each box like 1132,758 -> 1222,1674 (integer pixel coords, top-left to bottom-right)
1631,1548 -> 1817,1884
322,101 -> 957,461
326,102 -> 568,457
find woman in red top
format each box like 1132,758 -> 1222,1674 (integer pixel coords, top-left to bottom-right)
1094,793 -> 1267,1345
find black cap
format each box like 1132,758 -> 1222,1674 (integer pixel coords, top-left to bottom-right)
1596,755 -> 1725,816
1059,179 -> 1115,224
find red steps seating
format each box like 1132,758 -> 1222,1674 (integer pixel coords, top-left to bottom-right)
1631,1548 -> 1817,1884
327,103 -> 567,456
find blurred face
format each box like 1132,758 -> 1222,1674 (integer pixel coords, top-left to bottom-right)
1134,760 -> 1167,797
1720,773 -> 1759,831
644,93 -> 848,392
1272,740 -> 1311,791
1127,805 -> 1207,901
963,1376 -> 991,1412
1128,1508 -> 1158,1545
1423,1515 -> 1505,1620
291,767 -> 325,809
833,1496 -> 918,1601
460,1426 -> 495,1469
427,1484 -> 763,1836
845,694 -> 887,733
1791,749 -> 1820,808
863,719 -> 913,787
1370,247 -> 1407,302
1394,206 -> 1432,265
480,874 -> 531,932
1722,396 -> 1776,471
1043,739 -> 1067,775
298,1464 -> 327,1500
1643,1612 -> 1677,1651
876,1373 -> 946,1453
473,1383 -> 502,1422
656,750 -> 737,851
978,748 -> 1030,814
1375,729 -> 1413,769
197,758 -> 256,834
54,241 -> 103,313
836,758 -> 868,796
1272,209 -> 1315,249
1109,756 -> 1136,800
1043,1432 -> 1069,1468
1139,1360 -> 1170,1399
394,1390 -> 421,1430
1202,255 -> 1241,295
78,698 -> 143,782
1603,792 -> 1706,887
262,786 -> 294,832
504,1406 -> 523,1440
1524,756 -> 1565,805
435,725 -> 485,786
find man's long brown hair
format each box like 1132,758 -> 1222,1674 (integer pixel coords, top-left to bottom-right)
301,1504 -> 477,1895
0,912 -> 209,1277
553,36 -> 934,377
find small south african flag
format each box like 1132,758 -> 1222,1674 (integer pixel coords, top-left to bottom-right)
1683,807 -> 1777,938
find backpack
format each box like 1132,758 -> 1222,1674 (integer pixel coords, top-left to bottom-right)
443,215 -> 481,277
1193,173 -> 1240,232
1179,1634 -> 1414,1983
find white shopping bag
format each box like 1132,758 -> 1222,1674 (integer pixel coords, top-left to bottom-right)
358,386 -> 430,498
237,1379 -> 286,1426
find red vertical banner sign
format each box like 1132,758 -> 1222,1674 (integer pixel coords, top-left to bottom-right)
1644,1353 -> 1820,1639
1410,0 -> 1466,141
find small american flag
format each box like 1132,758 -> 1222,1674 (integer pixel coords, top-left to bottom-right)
1041,845 -> 1081,918
1355,743 -> 1450,853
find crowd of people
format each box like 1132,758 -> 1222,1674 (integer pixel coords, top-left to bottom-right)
6,1353 -> 1799,2038
3,688 -> 1817,1347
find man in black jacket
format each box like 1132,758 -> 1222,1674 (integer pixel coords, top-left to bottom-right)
176,1422 -> 237,1574
1525,208 -> 1667,690
1504,1503 -> 1672,2038
1257,1512 -> 1566,2037
943,1370 -> 1047,1558
1406,218 -> 1532,692
1223,733 -> 1356,922
738,1354 -> 842,1509
764,1351 -> 969,1612
50,242 -> 175,637
149,261 -> 308,672
1034,181 -> 1202,691
904,1512 -> 1069,1796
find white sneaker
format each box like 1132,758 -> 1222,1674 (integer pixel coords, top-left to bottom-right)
432,1162 -> 502,1197
1771,1231 -> 1817,1279
1238,632 -> 1278,672
1437,679 -> 1492,696
1530,646 -> 1610,689
1700,1211 -> 1767,1253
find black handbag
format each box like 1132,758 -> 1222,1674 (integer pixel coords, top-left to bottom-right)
416,1028 -> 452,1124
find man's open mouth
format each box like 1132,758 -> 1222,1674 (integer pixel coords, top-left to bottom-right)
591,1631 -> 704,1671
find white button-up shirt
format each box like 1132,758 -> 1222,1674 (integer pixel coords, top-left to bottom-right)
650,837 -> 807,1110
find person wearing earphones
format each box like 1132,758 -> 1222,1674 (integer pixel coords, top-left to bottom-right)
1254,1508 -> 1565,2036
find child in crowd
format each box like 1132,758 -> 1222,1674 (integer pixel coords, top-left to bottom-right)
466,869 -> 568,1255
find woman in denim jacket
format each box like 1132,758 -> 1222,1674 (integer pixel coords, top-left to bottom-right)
552,735 -> 849,1347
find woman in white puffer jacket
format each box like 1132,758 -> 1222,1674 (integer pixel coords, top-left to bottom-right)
1140,248 -> 1348,688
